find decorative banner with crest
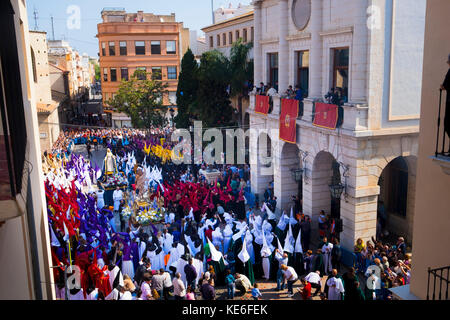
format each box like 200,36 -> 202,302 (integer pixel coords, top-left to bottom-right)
279,99 -> 299,144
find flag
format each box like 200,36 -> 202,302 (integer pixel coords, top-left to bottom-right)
313,102 -> 338,130
50,226 -> 60,247
238,237 -> 250,263
279,99 -> 299,143
255,95 -> 270,115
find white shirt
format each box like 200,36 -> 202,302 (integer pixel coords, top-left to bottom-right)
173,277 -> 186,297
326,277 -> 345,300
267,87 -> 277,96
284,267 -> 298,281
140,282 -> 152,300
305,272 -> 321,284
162,272 -> 173,288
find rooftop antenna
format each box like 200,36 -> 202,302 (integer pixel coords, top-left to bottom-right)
33,7 -> 39,30
211,0 -> 215,24
51,14 -> 55,40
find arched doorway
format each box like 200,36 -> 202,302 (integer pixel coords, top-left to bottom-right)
311,151 -> 342,239
377,156 -> 416,246
257,132 -> 274,204
275,142 -> 302,214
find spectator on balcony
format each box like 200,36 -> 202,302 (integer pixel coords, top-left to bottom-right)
285,85 -> 294,98
440,54 -> 450,150
256,82 -> 266,95
294,85 -> 304,101
266,83 -> 277,97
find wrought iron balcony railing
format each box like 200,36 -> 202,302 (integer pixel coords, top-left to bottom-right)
427,265 -> 450,300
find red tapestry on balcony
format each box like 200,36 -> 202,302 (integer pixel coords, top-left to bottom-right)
279,99 -> 299,144
255,95 -> 270,115
313,102 -> 338,130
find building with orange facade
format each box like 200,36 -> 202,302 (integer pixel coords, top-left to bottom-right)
97,8 -> 189,128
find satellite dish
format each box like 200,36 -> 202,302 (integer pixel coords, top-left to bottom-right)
291,0 -> 311,31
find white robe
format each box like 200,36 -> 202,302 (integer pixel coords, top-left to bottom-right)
326,276 -> 345,300
212,228 -> 224,253
322,242 -> 334,274
162,233 -> 174,254
107,266 -> 124,290
112,189 -> 123,211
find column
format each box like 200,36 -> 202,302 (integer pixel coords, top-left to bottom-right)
350,0 -> 369,103
278,0 -> 289,94
309,0 -> 323,99
253,1 -> 263,85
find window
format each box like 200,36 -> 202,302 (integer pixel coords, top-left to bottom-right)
31,47 -> 37,83
223,33 -> 226,46
135,41 -> 145,55
120,67 -> 128,81
136,67 -> 146,80
243,28 -> 248,42
151,41 -> 161,54
166,40 -> 176,54
251,27 -> 254,42
236,30 -> 240,41
229,32 -> 232,44
167,66 -> 177,80
110,68 -> 117,82
296,50 -> 309,97
103,68 -> 108,82
152,67 -> 162,80
268,53 -> 278,88
209,36 -> 213,48
168,91 -> 177,104
109,42 -> 115,56
332,48 -> 349,98
217,34 -> 220,46
102,42 -> 106,56
119,41 -> 127,55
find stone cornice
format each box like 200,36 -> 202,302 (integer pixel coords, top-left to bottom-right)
319,26 -> 353,37
260,37 -> 279,45
286,33 -> 312,41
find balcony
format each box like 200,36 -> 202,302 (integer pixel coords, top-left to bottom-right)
427,265 -> 449,300
249,92 -> 368,131
431,89 -> 450,174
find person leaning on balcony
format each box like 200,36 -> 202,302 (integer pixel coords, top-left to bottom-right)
440,54 -> 450,151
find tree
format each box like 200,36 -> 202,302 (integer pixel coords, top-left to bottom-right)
194,50 -> 234,128
175,48 -> 198,129
229,39 -> 253,126
106,69 -> 168,128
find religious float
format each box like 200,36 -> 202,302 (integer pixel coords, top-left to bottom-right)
98,148 -> 128,207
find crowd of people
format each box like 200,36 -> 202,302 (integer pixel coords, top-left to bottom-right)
42,127 -> 410,301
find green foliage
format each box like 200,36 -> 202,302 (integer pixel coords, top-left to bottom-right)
106,69 -> 169,128
229,39 -> 253,98
174,41 -> 254,129
175,48 -> 198,128
194,50 -> 234,127
94,64 -> 101,81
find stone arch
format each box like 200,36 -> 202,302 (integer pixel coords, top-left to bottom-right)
274,142 -> 301,214
256,131 -> 274,200
310,151 -> 341,224
377,155 -> 417,246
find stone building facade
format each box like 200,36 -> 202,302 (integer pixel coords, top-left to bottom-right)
248,0 -> 426,249
97,9 -> 190,128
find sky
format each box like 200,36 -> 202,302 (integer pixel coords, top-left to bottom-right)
26,0 -> 252,57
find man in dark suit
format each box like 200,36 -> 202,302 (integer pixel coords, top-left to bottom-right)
441,54 -> 450,153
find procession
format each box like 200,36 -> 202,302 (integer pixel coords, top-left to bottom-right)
41,127 -> 411,301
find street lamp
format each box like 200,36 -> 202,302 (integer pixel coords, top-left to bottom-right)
291,168 -> 304,183
329,183 -> 345,199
